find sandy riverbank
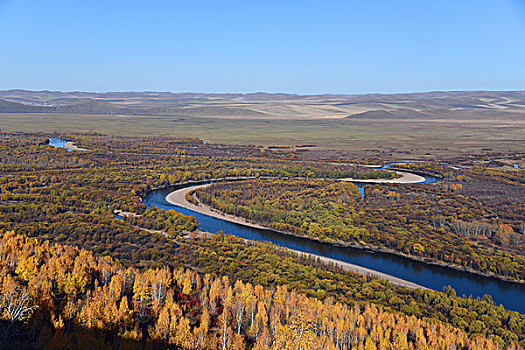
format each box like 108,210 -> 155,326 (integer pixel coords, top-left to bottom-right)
64,141 -> 88,151
165,184 -> 426,289
166,184 -> 270,230
288,249 -> 426,289
341,170 -> 425,184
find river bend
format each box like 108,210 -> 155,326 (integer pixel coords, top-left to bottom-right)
144,179 -> 525,314
48,139 -> 525,313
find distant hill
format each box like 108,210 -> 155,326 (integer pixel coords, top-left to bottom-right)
0,98 -> 130,114
346,109 -> 434,119
0,89 -> 524,119
0,99 -> 50,113
54,99 -> 131,114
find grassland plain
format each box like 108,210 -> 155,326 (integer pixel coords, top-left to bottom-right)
1,90 -> 524,160
1,112 -> 524,160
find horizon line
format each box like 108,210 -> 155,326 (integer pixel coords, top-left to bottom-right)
1,88 -> 524,97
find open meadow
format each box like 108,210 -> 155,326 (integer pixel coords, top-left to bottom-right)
1,90 -> 524,161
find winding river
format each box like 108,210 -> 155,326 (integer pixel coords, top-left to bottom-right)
48,138 -> 525,313
353,162 -> 440,199
145,177 -> 525,314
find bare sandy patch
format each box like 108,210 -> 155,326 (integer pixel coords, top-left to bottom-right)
341,170 -> 425,184
64,141 -> 89,151
166,184 -> 270,230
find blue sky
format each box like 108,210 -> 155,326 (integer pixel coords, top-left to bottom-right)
0,0 -> 524,94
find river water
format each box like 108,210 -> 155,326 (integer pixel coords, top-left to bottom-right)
353,163 -> 440,199
144,180 -> 525,314
48,137 -> 75,152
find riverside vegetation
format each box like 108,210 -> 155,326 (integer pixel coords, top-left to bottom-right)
0,131 -> 524,349
195,174 -> 525,282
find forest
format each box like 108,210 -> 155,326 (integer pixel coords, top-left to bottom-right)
0,231 -> 520,349
0,131 -> 524,349
175,234 -> 525,347
195,174 -> 525,281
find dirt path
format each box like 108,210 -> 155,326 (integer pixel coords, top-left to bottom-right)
165,184 -> 427,289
